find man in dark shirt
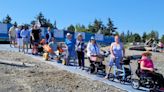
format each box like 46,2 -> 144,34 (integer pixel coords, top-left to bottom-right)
31,25 -> 41,55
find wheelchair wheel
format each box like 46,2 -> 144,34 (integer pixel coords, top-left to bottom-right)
90,64 -> 95,74
108,73 -> 114,81
120,79 -> 125,84
131,79 -> 140,89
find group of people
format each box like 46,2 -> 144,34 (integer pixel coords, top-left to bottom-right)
9,24 -> 31,53
8,25 -> 53,54
8,25 -> 164,88
152,40 -> 164,52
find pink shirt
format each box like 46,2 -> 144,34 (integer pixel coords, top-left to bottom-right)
140,56 -> 154,69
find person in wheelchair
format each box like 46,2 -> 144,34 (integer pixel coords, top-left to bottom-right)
138,51 -> 164,88
88,37 -> 101,61
87,37 -> 104,73
48,37 -> 58,60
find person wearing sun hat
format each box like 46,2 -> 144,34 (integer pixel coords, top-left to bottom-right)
65,33 -> 76,65
139,51 -> 164,88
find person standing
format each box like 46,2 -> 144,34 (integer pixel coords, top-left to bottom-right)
65,33 -> 76,66
105,35 -> 125,79
45,27 -> 52,44
16,26 -> 23,52
31,25 -> 41,55
159,41 -> 164,52
75,33 -> 85,69
29,25 -> 34,49
21,25 -> 30,54
8,25 -> 17,47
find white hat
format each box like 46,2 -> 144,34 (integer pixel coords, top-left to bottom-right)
66,33 -> 72,37
77,33 -> 82,37
91,36 -> 95,40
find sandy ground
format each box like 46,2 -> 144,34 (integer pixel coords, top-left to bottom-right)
0,50 -> 125,92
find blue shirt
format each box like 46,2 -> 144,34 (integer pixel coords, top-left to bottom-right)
21,29 -> 29,38
16,28 -> 22,38
48,42 -> 57,52
65,38 -> 76,52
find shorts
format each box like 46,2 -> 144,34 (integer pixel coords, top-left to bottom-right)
17,38 -> 23,46
109,56 -> 122,69
9,36 -> 16,41
33,39 -> 40,46
22,38 -> 29,44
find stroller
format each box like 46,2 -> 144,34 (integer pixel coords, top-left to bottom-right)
108,57 -> 132,84
131,60 -> 163,91
89,51 -> 110,74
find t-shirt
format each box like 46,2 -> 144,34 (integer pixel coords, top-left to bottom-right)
9,26 -> 16,37
65,38 -> 75,52
140,56 -> 154,69
21,29 -> 29,38
32,29 -> 40,40
16,28 -> 22,38
48,42 -> 57,52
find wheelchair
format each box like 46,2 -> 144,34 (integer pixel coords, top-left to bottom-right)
108,57 -> 132,84
131,61 -> 162,91
89,51 -> 110,75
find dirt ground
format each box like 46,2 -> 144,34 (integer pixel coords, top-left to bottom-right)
0,51 -> 125,92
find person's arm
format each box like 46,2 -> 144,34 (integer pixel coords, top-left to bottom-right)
8,28 -> 11,35
48,32 -> 51,43
122,43 -> 125,57
20,30 -> 23,38
31,30 -> 35,40
110,43 -> 115,59
39,30 -> 41,40
140,60 -> 154,72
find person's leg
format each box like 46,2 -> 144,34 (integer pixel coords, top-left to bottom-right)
13,37 -> 16,48
77,51 -> 81,68
17,38 -> 21,52
26,41 -> 28,54
30,37 -> 32,49
9,36 -> 12,47
81,52 -> 85,69
104,58 -> 114,79
32,42 -> 37,54
104,66 -> 112,79
22,38 -> 25,53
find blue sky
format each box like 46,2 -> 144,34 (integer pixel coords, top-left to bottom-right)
0,0 -> 163,37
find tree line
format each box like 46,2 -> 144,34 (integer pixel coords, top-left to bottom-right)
0,12 -> 164,43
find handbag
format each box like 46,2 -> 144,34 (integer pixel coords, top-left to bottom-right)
90,55 -> 104,62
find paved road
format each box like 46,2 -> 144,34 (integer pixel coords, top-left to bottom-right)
0,44 -> 149,92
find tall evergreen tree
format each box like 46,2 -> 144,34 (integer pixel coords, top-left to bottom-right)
67,24 -> 75,32
106,18 -> 117,36
142,32 -> 147,42
3,14 -> 12,24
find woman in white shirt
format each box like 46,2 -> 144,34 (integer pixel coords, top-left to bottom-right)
21,26 -> 30,53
